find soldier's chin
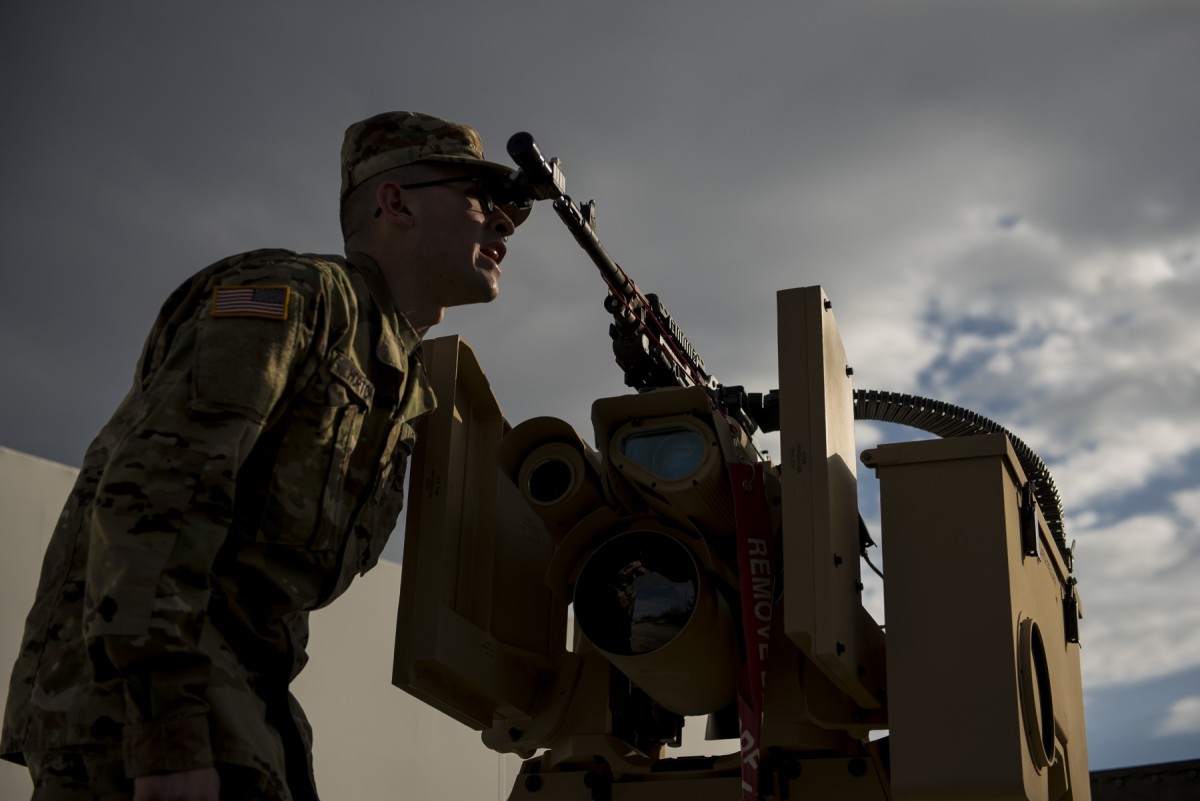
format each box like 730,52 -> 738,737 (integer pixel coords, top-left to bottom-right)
460,284 -> 499,306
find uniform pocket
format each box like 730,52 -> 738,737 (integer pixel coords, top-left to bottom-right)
353,421 -> 416,575
257,353 -> 373,550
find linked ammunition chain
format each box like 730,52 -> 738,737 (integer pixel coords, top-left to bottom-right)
854,389 -> 1069,564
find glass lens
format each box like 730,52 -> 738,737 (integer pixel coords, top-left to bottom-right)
574,531 -> 698,656
620,427 -> 706,481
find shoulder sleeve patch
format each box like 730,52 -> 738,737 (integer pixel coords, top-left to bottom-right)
192,285 -> 303,421
211,285 -> 291,320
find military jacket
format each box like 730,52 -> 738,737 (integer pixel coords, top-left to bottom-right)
1,249 -> 435,798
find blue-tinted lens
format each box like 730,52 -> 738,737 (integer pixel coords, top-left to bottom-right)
620,427 -> 706,481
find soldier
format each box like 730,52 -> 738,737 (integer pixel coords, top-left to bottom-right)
1,111 -> 530,801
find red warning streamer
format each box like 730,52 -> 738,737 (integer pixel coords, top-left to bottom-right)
729,462 -> 776,801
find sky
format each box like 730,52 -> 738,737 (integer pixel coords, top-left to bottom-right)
2,0 -> 1198,774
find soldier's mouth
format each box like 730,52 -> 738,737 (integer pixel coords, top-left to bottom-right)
480,242 -> 506,267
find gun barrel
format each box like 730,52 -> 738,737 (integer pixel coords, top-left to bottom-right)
506,134 -> 636,303
509,131 -> 756,431
553,201 -> 635,302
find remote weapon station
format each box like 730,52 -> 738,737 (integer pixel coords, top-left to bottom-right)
392,133 -> 1091,801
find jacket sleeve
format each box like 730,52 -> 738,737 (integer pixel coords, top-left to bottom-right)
82,265 -> 321,777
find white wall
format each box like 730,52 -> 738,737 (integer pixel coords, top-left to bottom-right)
0,446 -> 519,799
293,560 -> 523,799
0,446 -> 77,799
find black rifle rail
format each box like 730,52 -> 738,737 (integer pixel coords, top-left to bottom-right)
855,388 -> 1069,566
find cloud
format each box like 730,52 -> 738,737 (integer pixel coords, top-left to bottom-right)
1072,509 -> 1200,687
1155,696 -> 1200,738
3,0 -> 1200,769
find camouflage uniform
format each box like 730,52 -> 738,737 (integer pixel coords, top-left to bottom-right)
2,109 -> 528,800
1,248 -> 434,799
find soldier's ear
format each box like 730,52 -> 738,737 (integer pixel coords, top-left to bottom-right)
375,181 -> 414,228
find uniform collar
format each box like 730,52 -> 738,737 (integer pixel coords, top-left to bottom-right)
344,251 -> 423,369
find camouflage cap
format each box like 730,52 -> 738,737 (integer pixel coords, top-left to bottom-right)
340,110 -> 530,226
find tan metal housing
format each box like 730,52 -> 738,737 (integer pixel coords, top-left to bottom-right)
393,287 -> 1090,800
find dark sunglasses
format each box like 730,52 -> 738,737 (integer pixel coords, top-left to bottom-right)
403,175 -> 499,211
375,174 -> 510,217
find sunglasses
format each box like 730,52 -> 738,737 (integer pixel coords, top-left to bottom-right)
402,175 -> 500,212
375,173 -> 522,218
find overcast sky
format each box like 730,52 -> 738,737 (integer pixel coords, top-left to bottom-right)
2,0 -> 1198,773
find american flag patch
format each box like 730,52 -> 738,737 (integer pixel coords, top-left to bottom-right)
211,285 -> 291,320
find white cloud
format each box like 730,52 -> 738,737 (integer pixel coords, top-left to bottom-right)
881,209 -> 1200,515
1155,696 -> 1200,737
1174,487 -> 1200,525
1053,421 -> 1199,509
878,208 -> 1200,693
1073,513 -> 1200,687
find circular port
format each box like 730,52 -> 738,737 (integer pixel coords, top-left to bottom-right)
526,457 -> 574,504
574,530 -> 698,656
1018,617 -> 1057,770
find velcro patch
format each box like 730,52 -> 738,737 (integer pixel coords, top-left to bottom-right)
211,285 -> 291,320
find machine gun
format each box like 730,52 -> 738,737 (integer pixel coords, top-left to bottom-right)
503,132 -> 771,437
394,134 -> 1091,800
501,132 -> 1072,562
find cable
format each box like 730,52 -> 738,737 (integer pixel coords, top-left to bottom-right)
853,389 -> 1071,569
863,550 -> 885,581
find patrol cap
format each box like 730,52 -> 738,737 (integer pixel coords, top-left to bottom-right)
340,110 -> 531,226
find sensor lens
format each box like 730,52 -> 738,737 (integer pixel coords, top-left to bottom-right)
619,427 -> 706,481
526,457 -> 573,504
574,531 -> 698,656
